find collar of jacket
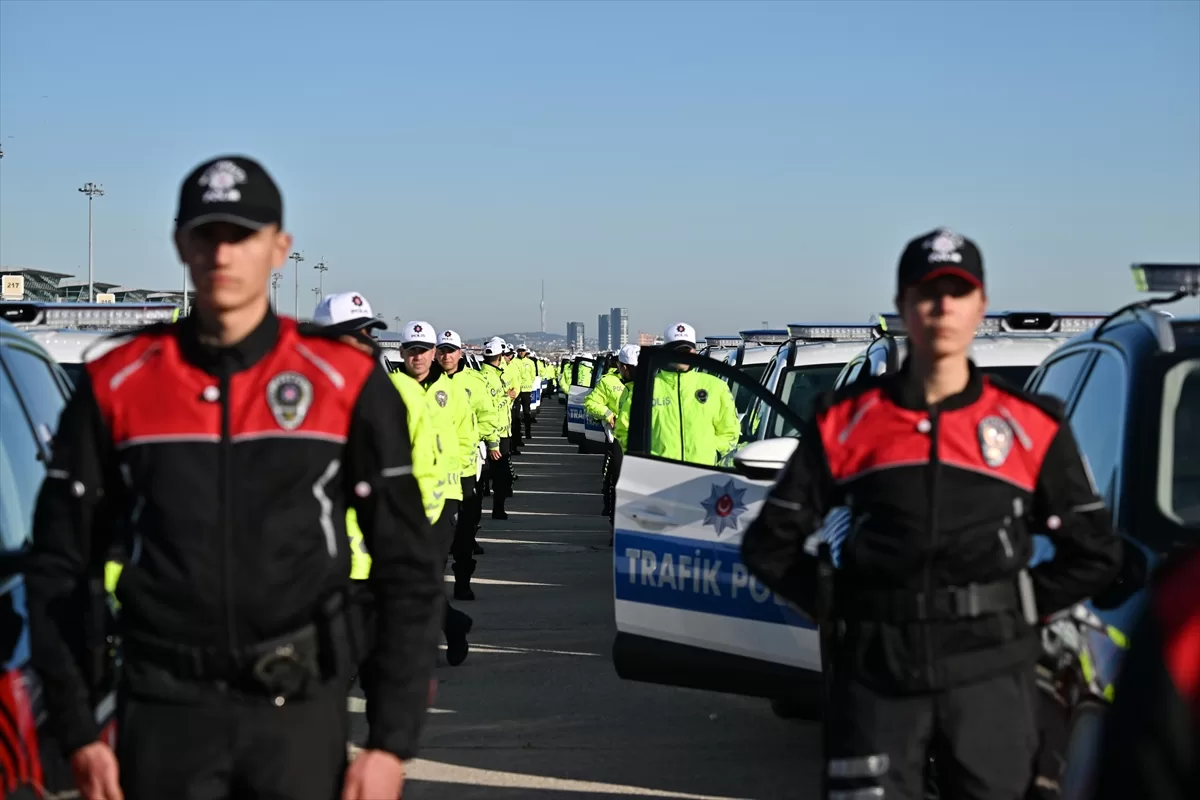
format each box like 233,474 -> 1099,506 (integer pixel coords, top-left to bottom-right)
888,357 -> 984,412
177,308 -> 280,374
407,361 -> 446,390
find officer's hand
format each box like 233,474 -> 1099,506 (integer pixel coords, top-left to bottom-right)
342,749 -> 405,800
71,741 -> 123,800
489,449 -> 503,461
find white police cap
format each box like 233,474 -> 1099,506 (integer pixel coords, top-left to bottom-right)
618,343 -> 641,366
312,291 -> 383,331
482,339 -> 505,357
401,320 -> 437,349
438,329 -> 463,349
664,321 -> 697,346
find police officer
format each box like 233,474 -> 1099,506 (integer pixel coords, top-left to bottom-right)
586,344 -> 639,518
480,339 -> 515,519
514,344 -> 536,440
26,156 -> 443,800
395,321 -> 473,665
740,228 -> 1122,800
613,322 -> 739,466
500,344 -> 523,454
435,329 -> 499,601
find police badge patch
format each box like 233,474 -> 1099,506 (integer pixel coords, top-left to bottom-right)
267,371 -> 313,430
435,390 -> 448,408
695,389 -> 708,404
978,415 -> 1013,467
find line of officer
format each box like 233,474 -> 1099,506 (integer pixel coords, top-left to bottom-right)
435,329 -> 501,601
479,338 -> 515,519
309,291 -> 448,693
25,155 -> 444,800
392,321 -> 474,665
613,322 -> 740,467
740,229 -> 1122,800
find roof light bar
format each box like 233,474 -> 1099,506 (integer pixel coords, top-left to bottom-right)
739,328 -> 790,345
1131,263 -> 1200,296
786,323 -> 877,341
875,311 -> 1106,337
704,335 -> 742,348
1,302 -> 179,329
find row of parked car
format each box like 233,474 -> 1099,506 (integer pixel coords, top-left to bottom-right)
546,263 -> 1198,799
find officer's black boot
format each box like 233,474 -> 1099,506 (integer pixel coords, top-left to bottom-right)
444,604 -> 472,666
492,491 -> 508,520
452,560 -> 476,601
525,419 -> 532,439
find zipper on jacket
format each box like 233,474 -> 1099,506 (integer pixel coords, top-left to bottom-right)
676,374 -> 685,462
219,366 -> 237,655
924,405 -> 940,686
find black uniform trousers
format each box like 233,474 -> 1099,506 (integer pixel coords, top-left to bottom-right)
602,439 -> 623,521
436,501 -> 472,636
517,391 -> 533,439
488,439 -> 513,514
510,403 -> 524,450
117,680 -> 349,800
452,476 -> 480,574
823,666 -> 1040,800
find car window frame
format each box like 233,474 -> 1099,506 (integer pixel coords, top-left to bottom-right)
1025,347 -> 1095,401
1057,344 -> 1129,519
626,346 -> 806,472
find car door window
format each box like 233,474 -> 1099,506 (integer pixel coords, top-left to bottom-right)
1030,351 -> 1091,403
1063,351 -> 1126,507
3,345 -> 69,451
0,356 -> 46,553
769,364 -> 843,438
626,349 -> 805,470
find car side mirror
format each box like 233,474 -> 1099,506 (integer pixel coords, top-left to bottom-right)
732,437 -> 799,481
1091,537 -> 1149,611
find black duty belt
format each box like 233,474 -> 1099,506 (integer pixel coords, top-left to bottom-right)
836,579 -> 1021,622
125,593 -> 345,697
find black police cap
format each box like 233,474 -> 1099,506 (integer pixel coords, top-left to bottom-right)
175,155 -> 283,233
896,228 -> 985,293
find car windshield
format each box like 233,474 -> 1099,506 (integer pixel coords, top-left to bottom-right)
770,364 -> 844,437
981,364 -> 1036,387
731,362 -> 769,414
1161,359 -> 1200,526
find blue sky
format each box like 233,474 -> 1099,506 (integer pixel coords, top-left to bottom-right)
1,0 -> 1197,339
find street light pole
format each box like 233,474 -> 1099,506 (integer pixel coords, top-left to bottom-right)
393,315 -> 402,329
271,272 -> 283,308
313,260 -> 328,297
78,182 -> 105,302
288,251 -> 304,317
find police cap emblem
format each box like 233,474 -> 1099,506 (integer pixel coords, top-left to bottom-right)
978,415 -> 1013,468
266,371 -> 313,431
435,390 -> 448,408
351,294 -> 364,306
695,389 -> 708,404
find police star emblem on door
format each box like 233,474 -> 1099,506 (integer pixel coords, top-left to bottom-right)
267,371 -> 314,430
701,479 -> 749,535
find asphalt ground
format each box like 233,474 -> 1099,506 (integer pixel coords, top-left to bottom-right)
348,400 -> 823,800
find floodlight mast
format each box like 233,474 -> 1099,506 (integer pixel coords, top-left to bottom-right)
78,182 -> 105,302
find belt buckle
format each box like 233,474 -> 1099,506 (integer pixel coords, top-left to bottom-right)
953,585 -> 980,617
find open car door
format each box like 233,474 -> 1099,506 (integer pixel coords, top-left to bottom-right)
612,347 -> 824,707
565,356 -> 595,444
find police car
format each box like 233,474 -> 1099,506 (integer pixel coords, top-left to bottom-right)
700,335 -> 740,361
1012,264 -> 1199,797
0,302 -> 180,386
565,352 -> 603,449
742,324 -> 880,442
611,342 -> 824,710
832,310 -> 1108,392
0,317 -> 120,795
719,329 -> 790,420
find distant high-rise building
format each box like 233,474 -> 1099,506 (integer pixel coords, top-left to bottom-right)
610,307 -> 629,348
597,314 -> 610,351
567,321 -> 585,352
